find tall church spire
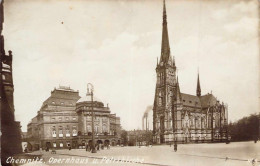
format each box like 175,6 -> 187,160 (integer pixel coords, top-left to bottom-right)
160,0 -> 171,64
196,72 -> 201,97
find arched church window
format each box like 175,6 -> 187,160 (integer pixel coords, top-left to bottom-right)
201,118 -> 205,128
158,91 -> 163,106
168,90 -> 173,103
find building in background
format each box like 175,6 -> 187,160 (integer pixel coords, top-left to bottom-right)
126,130 -> 153,146
26,86 -> 121,150
152,0 -> 228,144
1,0 -> 22,163
76,93 -> 122,147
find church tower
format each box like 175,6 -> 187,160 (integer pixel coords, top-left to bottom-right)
153,0 -> 177,144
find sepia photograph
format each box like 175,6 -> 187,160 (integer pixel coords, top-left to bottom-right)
1,0 -> 259,165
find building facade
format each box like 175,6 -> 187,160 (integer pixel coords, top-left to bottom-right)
153,0 -> 228,144
127,130 -> 153,146
1,0 -> 22,163
27,86 -> 121,150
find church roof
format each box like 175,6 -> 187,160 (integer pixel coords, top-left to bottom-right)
200,93 -> 217,108
180,93 -> 217,108
181,93 -> 201,108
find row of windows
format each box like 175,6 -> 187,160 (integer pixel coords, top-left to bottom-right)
52,142 -> 70,148
51,101 -> 73,106
51,117 -> 77,121
52,129 -> 77,137
182,100 -> 199,105
86,125 -> 108,133
86,116 -> 108,121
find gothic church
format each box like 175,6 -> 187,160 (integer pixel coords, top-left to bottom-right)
153,0 -> 228,144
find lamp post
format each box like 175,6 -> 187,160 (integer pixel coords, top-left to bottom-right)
87,83 -> 97,153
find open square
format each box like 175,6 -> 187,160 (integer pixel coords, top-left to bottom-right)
24,141 -> 260,166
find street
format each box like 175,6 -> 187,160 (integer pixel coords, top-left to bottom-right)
22,141 -> 260,166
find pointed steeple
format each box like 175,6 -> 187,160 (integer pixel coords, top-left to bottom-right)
160,0 -> 171,64
172,56 -> 175,66
196,72 -> 201,97
176,74 -> 182,102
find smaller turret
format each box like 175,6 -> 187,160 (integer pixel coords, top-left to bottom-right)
196,73 -> 201,97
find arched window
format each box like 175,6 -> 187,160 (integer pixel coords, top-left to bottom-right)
59,126 -> 63,137
208,115 -> 212,128
65,126 -> 70,137
87,125 -> 91,132
158,91 -> 163,106
52,126 -> 56,137
103,125 -> 107,133
72,126 -> 77,136
95,126 -> 99,134
201,118 -> 205,129
197,117 -> 201,128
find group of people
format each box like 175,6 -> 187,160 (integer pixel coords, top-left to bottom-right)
85,143 -> 110,152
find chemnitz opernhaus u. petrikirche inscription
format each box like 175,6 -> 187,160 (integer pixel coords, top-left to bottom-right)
152,0 -> 228,144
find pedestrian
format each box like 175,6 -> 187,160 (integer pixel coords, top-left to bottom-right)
174,142 -> 177,152
96,144 -> 99,151
86,144 -> 88,151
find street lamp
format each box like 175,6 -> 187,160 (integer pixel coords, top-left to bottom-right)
87,83 -> 97,153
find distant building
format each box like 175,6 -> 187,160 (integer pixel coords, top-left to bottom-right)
126,130 -> 152,146
27,86 -> 121,150
153,1 -> 228,144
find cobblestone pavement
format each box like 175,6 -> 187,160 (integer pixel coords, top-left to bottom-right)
25,141 -> 260,166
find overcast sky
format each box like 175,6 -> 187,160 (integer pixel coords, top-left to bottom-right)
3,0 -> 259,132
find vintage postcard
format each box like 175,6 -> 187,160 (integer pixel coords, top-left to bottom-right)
1,0 -> 259,165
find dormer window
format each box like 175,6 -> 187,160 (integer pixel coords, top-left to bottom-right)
183,100 -> 185,102
189,101 -> 192,103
